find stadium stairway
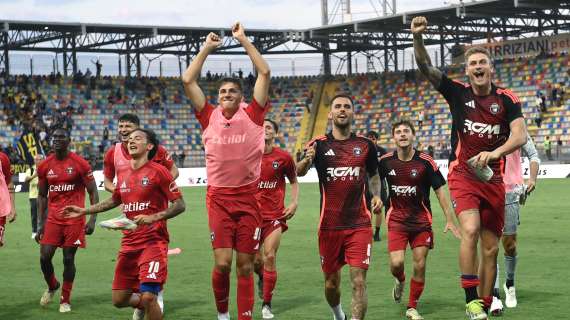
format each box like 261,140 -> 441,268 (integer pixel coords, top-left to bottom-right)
311,80 -> 340,139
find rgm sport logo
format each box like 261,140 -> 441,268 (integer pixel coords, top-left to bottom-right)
391,185 -> 417,196
326,167 -> 360,181
463,119 -> 501,138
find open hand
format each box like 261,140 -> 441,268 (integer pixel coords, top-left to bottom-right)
281,202 -> 298,220
62,205 -> 86,219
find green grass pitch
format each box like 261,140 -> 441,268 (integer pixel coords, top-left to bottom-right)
1,179 -> 568,319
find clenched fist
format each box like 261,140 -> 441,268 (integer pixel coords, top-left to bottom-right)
411,16 -> 428,35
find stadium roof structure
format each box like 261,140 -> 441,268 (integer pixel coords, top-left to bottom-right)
1,0 -> 569,76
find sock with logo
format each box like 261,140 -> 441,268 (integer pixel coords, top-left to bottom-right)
237,274 -> 254,320
212,268 -> 230,314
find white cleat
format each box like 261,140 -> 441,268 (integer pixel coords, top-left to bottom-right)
133,308 -> 145,320
406,307 -> 424,320
503,284 -> 517,308
59,303 -> 71,313
490,296 -> 504,316
40,287 -> 58,306
99,215 -> 137,230
31,232 -> 37,240
392,278 -> 405,303
217,312 -> 230,320
262,304 -> 274,319
157,290 -> 164,314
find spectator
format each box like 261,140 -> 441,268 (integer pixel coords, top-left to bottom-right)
544,136 -> 553,161
103,127 -> 109,141
427,145 -> 434,158
557,136 -> 562,160
179,151 -> 186,167
238,69 -> 243,79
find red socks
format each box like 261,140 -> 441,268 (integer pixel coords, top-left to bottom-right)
61,281 -> 73,304
212,269 -> 230,314
44,273 -> 59,291
407,279 -> 425,309
482,296 -> 493,309
262,269 -> 277,303
237,275 -> 254,320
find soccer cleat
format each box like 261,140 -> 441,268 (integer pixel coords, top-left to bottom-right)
465,299 -> 488,320
59,303 -> 71,313
99,215 -> 137,230
490,296 -> 503,316
133,308 -> 145,320
373,232 -> 381,242
40,284 -> 60,306
157,290 -> 164,314
31,232 -> 37,240
392,278 -> 405,303
261,303 -> 274,319
217,312 -> 230,320
257,276 -> 263,299
503,284 -> 517,308
406,307 -> 425,320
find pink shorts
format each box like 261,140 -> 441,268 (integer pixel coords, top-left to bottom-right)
387,230 -> 434,252
40,221 -> 86,248
318,227 -> 372,274
112,246 -> 168,290
260,219 -> 288,243
207,192 -> 262,254
448,175 -> 505,237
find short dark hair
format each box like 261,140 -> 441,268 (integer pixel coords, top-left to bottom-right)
131,128 -> 159,160
118,113 -> 140,126
366,131 -> 379,139
330,94 -> 354,107
264,118 -> 279,133
52,127 -> 70,138
219,77 -> 243,92
391,119 -> 416,136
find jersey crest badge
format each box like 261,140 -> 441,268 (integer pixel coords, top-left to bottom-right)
353,147 -> 362,156
489,103 -> 500,114
272,160 -> 279,169
141,176 -> 150,186
66,167 -> 74,175
410,169 -> 418,178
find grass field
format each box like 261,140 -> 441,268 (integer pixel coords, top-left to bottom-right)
1,179 -> 568,320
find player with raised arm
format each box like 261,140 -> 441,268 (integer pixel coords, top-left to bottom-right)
253,119 -> 299,319
379,119 -> 460,320
296,94 -> 382,320
490,133 -> 540,315
0,150 -> 17,247
182,22 -> 271,320
35,128 -> 99,313
63,129 -> 185,320
412,16 -> 527,319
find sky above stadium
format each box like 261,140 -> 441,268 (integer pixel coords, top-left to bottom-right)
0,0 -> 474,29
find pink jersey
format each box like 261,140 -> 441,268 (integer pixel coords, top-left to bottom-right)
255,147 -> 297,220
103,142 -> 174,180
504,149 -> 523,192
0,153 -> 12,217
112,161 -> 182,252
37,152 -> 94,225
196,99 -> 268,194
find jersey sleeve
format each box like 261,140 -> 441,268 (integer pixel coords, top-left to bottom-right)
502,91 -> 524,123
0,153 -> 12,183
78,157 -> 95,185
365,140 -> 379,177
37,161 -> 47,190
426,160 -> 446,190
521,133 -> 541,164
283,153 -> 297,183
194,102 -> 215,129
155,146 -> 174,170
437,73 -> 464,112
103,148 -> 115,180
158,167 -> 182,202
111,184 -> 122,203
244,98 -> 270,126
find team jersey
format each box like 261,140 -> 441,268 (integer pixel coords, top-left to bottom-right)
255,147 -> 297,220
112,161 -> 182,252
103,143 -> 173,180
37,152 -> 94,225
504,133 -> 540,192
308,133 -> 378,230
0,152 -> 12,217
379,150 -> 445,232
437,74 -> 523,183
195,99 -> 268,195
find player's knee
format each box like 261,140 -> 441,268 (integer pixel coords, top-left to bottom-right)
503,239 -> 516,256
215,261 -> 232,274
482,244 -> 499,258
139,292 -> 157,308
351,276 -> 366,292
236,263 -> 253,276
325,279 -> 340,291
390,259 -> 405,273
62,255 -> 75,267
112,295 -> 130,308
263,251 -> 276,267
413,258 -> 426,273
461,224 -> 480,241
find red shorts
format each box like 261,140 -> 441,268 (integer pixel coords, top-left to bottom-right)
387,229 -> 434,252
0,216 -> 6,246
207,192 -> 262,254
112,246 -> 168,290
40,221 -> 86,248
448,175 -> 505,237
318,227 -> 372,274
260,219 -> 288,243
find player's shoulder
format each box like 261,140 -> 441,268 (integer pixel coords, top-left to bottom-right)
148,161 -> 172,177
305,135 -> 327,148
37,154 -> 54,171
379,150 -> 395,161
442,74 -> 471,90
0,151 -> 9,163
494,86 -> 521,105
416,151 -> 438,171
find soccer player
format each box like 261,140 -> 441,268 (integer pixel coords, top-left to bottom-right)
0,150 -> 16,247
365,130 -> 388,242
35,128 -> 99,313
182,22 -> 271,320
253,119 -> 299,319
296,94 -> 382,320
63,129 -> 185,320
379,119 -> 461,320
103,113 -> 178,194
412,16 -> 527,319
490,133 -> 540,315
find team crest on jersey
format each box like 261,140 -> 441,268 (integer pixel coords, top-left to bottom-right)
66,167 -> 74,175
353,147 -> 362,156
489,103 -> 500,114
272,160 -> 279,169
410,169 -> 418,178
141,176 -> 150,186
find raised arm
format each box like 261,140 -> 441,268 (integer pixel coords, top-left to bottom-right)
411,16 -> 443,89
182,33 -> 221,112
232,22 -> 271,106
